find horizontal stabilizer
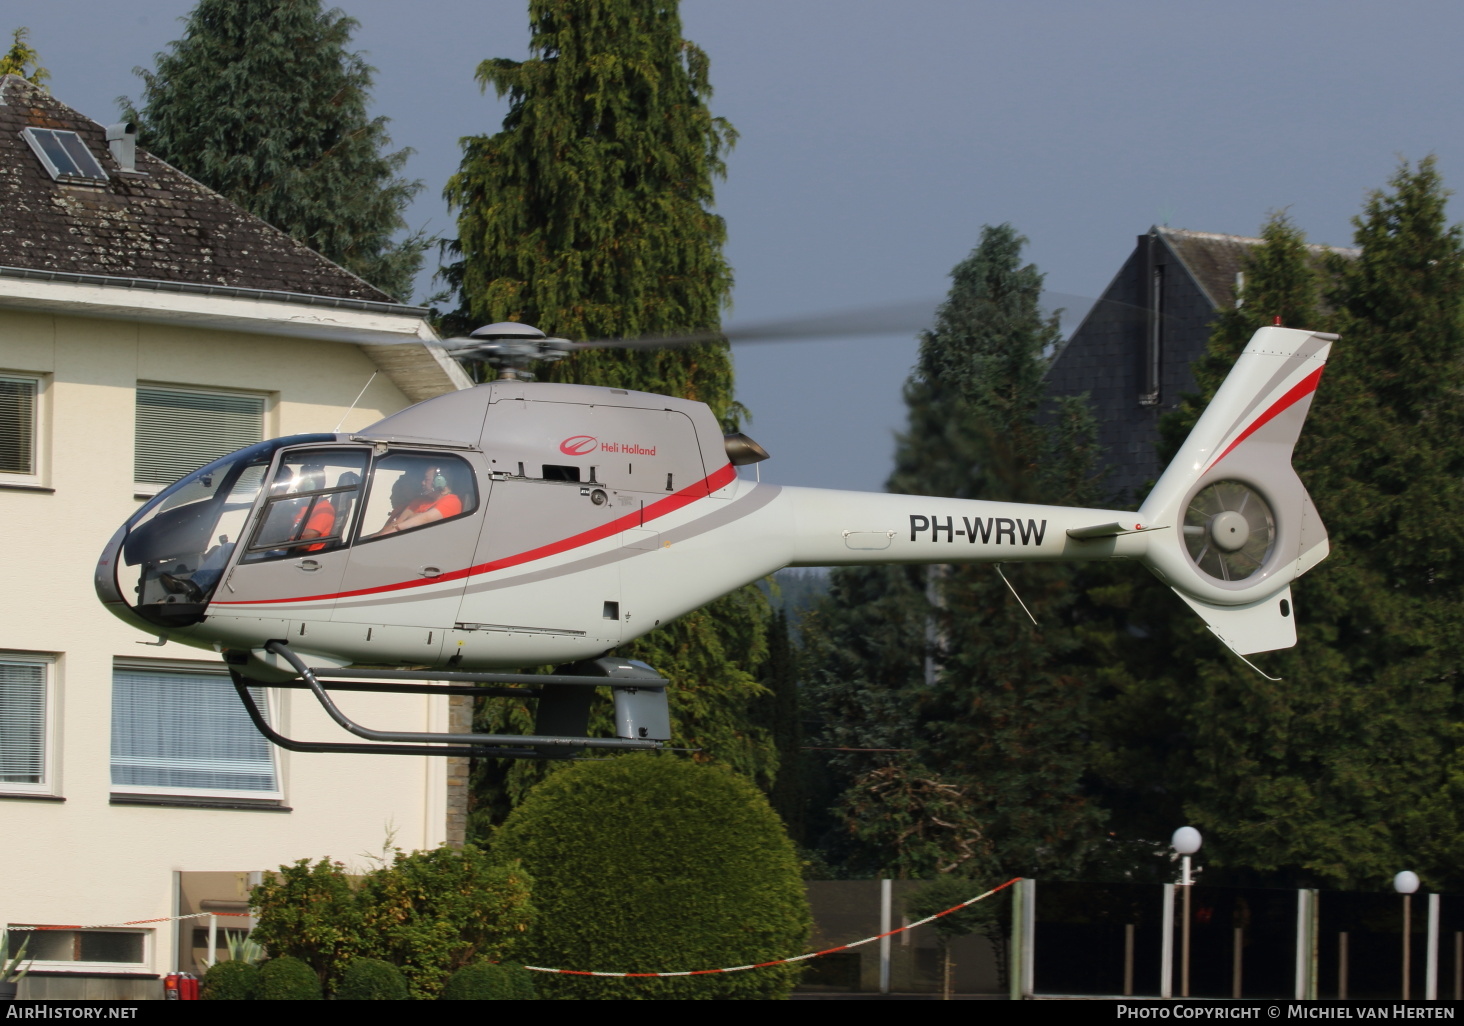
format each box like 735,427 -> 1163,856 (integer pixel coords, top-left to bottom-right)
1175,587 -> 1296,656
1067,521 -> 1167,540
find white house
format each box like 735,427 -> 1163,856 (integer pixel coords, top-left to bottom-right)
0,76 -> 473,999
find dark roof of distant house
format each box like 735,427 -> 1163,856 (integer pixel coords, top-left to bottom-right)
1154,226 -> 1357,310
0,75 -> 395,304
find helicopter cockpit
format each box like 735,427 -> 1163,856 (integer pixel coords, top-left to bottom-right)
101,431 -> 492,637
103,434 -> 337,629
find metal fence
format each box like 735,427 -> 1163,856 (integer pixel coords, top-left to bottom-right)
797,879 -> 1464,999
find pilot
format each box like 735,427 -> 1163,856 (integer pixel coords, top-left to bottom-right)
375,463 -> 463,535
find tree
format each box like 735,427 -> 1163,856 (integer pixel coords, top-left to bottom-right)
904,875 -> 1005,1000
0,28 -> 48,86
494,755 -> 811,1000
449,0 -> 776,833
804,225 -> 1103,879
444,0 -> 738,421
753,609 -> 806,842
1096,165 -> 1464,889
128,0 -> 426,300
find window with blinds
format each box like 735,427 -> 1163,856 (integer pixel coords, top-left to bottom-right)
0,659 -> 47,788
135,387 -> 265,488
111,666 -> 279,797
0,376 -> 38,476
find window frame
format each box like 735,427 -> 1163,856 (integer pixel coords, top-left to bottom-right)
0,653 -> 58,797
7,927 -> 150,973
239,446 -> 370,563
351,450 -> 480,548
19,127 -> 110,184
134,384 -> 269,499
110,660 -> 282,802
0,372 -> 49,488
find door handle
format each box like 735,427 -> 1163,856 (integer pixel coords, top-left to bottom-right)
418,565 -> 442,578
296,559 -> 321,572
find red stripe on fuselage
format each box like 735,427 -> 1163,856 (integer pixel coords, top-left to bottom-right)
1205,366 -> 1324,473
213,462 -> 739,607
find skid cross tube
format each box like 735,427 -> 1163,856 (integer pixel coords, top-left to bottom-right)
261,640 -> 663,753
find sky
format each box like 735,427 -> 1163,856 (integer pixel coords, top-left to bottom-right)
16,1 -> 1464,492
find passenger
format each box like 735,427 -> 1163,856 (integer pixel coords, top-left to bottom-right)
291,464 -> 335,550
376,464 -> 463,535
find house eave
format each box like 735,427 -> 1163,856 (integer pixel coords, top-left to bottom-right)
0,266 -> 473,401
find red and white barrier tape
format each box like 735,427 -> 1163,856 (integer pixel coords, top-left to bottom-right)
6,879 -> 1020,979
8,912 -> 250,931
520,876 -> 1021,978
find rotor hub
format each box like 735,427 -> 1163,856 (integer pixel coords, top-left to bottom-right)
443,322 -> 576,380
1209,509 -> 1250,552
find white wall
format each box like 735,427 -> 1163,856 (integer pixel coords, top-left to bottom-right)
0,308 -> 447,978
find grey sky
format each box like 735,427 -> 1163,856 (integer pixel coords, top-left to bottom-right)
17,2 -> 1464,493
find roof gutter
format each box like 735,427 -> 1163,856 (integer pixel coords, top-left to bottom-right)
0,264 -> 427,317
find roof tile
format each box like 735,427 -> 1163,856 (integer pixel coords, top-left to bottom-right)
0,75 -> 393,303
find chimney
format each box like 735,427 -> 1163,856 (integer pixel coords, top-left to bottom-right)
106,122 -> 136,172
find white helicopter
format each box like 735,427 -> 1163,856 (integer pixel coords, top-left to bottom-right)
95,321 -> 1333,759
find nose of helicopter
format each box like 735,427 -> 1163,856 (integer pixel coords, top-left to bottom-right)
95,522 -> 165,637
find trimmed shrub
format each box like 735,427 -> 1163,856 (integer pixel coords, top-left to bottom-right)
335,957 -> 409,1000
257,955 -> 322,1000
494,755 -> 811,1000
200,959 -> 260,1000
440,961 -> 537,1001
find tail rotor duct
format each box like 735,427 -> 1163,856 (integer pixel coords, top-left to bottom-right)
1182,480 -> 1276,583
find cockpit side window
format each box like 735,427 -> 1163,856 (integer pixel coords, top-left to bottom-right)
242,449 -> 368,561
357,452 -> 477,543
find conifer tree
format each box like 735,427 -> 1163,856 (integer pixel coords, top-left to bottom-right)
804,225 -> 1102,878
444,0 -> 738,422
0,28 -> 48,86
448,1 -> 773,834
128,0 -> 426,300
1097,167 -> 1464,888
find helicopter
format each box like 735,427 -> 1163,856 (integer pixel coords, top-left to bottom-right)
95,320 -> 1333,760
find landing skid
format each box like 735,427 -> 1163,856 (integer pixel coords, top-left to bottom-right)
227,640 -> 671,760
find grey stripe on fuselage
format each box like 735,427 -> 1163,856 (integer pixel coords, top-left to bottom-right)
330,483 -> 786,614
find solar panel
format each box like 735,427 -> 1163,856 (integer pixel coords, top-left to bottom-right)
20,127 -> 109,182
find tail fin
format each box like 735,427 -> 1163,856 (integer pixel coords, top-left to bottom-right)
1137,326 -> 1334,654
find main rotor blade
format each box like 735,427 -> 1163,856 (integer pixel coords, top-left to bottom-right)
422,290 -> 1166,353
574,298 -> 942,351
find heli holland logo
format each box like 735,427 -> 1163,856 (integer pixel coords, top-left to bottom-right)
560,435 -> 598,456
559,435 -> 659,457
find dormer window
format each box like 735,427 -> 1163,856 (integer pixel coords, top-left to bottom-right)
21,127 -> 108,183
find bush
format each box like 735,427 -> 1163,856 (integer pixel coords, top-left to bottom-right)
200,959 -> 260,1000
250,845 -> 533,999
250,858 -> 360,988
353,846 -> 534,999
440,961 -> 537,1000
257,955 -> 322,1000
494,755 -> 811,1000
335,957 -> 409,1000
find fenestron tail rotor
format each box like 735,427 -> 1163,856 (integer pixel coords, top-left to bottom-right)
1182,480 -> 1276,582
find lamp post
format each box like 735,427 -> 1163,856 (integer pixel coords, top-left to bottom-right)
1173,827 -> 1202,998
1396,871 -> 1420,1000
